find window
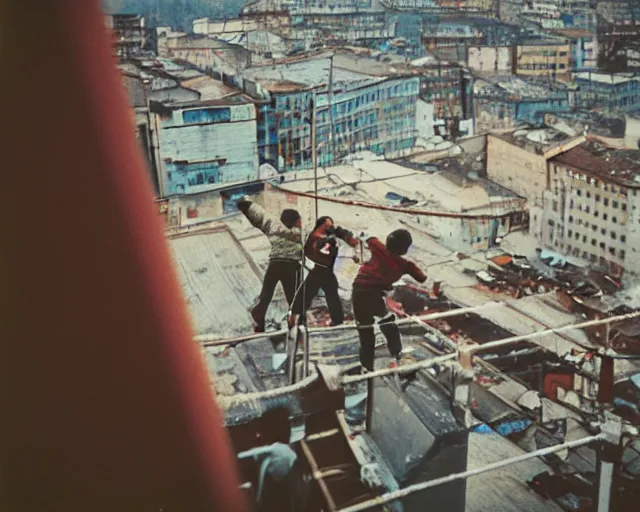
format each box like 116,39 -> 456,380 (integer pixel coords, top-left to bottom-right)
594,210 -> 599,218
604,213 -> 608,221
592,224 -> 597,232
585,206 -> 590,214
621,249 -> 626,259
577,189 -> 582,196
622,235 -> 627,243
569,215 -> 574,223
622,203 -> 628,212
604,198 -> 609,206
613,200 -> 619,209
568,229 -> 573,237
552,200 -> 558,212
575,232 -> 580,240
596,194 -> 601,201
601,228 -> 606,235
583,235 -> 587,243
182,107 -> 231,125
592,239 -> 597,246
586,191 -> 591,199
611,232 -> 617,240
609,247 -> 616,256
600,242 -> 605,249
613,217 -> 618,224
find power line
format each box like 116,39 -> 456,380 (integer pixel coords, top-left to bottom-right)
269,183 -> 526,220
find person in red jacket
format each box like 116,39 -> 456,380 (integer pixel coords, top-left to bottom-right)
352,229 -> 427,371
291,216 -> 359,326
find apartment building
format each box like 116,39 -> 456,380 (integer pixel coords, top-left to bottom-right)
474,77 -> 570,132
575,73 -> 640,113
105,13 -> 146,62
543,141 -> 640,275
515,38 -> 571,79
242,52 -> 420,171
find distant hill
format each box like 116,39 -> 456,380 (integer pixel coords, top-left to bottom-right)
103,0 -> 246,31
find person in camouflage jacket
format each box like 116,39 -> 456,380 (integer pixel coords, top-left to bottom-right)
237,196 -> 303,332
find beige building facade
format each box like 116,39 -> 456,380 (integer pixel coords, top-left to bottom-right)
515,40 -> 571,79
543,142 -> 640,275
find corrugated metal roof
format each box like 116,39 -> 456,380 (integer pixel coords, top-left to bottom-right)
181,75 -> 240,100
244,55 -> 383,91
551,140 -> 640,188
466,432 -> 562,512
169,227 -> 264,336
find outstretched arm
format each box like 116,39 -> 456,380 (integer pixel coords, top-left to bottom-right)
334,226 -> 359,248
237,197 -> 275,235
237,197 -> 299,242
406,261 -> 427,283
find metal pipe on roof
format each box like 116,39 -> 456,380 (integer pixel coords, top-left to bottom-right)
309,302 -> 505,334
337,433 -> 604,512
467,310 -> 640,356
211,312 -> 640,407
196,302 -> 504,345
217,371 -> 320,409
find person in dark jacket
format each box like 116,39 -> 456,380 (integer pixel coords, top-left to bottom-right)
352,229 -> 426,371
291,216 -> 358,326
237,196 -> 303,332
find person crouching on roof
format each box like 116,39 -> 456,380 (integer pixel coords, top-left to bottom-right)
237,196 -> 303,333
291,216 -> 359,327
352,229 -> 427,372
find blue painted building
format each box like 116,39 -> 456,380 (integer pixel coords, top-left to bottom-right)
575,73 -> 640,112
244,54 -> 420,172
552,29 -> 598,71
474,76 -> 570,132
153,98 -> 259,196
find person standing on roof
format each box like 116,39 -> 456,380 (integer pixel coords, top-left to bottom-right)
352,229 -> 427,371
237,196 -> 303,333
291,216 -> 359,327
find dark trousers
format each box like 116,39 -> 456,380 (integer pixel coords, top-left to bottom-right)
292,266 -> 344,326
352,287 -> 401,371
252,260 -> 302,328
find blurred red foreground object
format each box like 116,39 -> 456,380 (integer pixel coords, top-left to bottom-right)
0,2 -> 248,511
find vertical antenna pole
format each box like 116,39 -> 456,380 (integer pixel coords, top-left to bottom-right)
312,93 -> 318,219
